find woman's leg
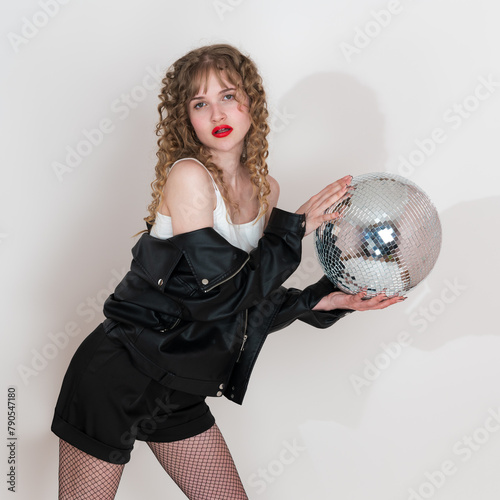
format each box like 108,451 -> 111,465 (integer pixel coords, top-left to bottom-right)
58,439 -> 125,500
147,423 -> 248,500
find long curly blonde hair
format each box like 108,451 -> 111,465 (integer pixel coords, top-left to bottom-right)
144,44 -> 271,229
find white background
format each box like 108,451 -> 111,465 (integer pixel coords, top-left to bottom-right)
1,0 -> 499,498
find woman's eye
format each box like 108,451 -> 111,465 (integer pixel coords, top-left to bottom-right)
223,94 -> 234,101
193,102 -> 205,109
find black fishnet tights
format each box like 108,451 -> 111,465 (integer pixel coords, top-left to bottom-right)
147,423 -> 248,499
58,439 -> 124,499
58,424 -> 248,499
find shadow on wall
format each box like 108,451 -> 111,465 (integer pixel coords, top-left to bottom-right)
410,195 -> 498,345
270,71 -> 388,212
260,71 -> 498,426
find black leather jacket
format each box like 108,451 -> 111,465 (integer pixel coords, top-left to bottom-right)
102,208 -> 352,404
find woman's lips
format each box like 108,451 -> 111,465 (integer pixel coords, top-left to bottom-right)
212,125 -> 233,137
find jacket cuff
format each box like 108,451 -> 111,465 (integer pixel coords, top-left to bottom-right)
265,208 -> 306,239
269,276 -> 353,333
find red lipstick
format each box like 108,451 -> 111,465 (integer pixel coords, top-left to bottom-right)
212,125 -> 233,137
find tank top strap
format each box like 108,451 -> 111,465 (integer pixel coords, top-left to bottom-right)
170,158 -> 220,193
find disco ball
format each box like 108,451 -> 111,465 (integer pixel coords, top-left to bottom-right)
314,173 -> 441,297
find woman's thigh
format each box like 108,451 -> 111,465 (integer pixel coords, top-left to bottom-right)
147,423 -> 248,500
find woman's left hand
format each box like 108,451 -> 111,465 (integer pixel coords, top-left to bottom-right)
312,290 -> 406,312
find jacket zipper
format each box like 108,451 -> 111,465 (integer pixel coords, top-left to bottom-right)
203,256 -> 250,293
236,310 -> 248,363
160,317 -> 180,332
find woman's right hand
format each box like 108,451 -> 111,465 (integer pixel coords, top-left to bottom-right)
296,175 -> 352,236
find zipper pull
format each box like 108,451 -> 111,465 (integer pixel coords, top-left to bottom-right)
236,334 -> 248,362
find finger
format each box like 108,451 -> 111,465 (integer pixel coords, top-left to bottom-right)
363,291 -> 388,302
350,289 -> 406,310
350,289 -> 371,304
332,190 -> 353,210
303,176 -> 352,218
374,295 -> 406,308
319,211 -> 341,224
314,183 -> 351,215
385,293 -> 406,300
314,176 -> 352,205
376,297 -> 405,309
355,292 -> 391,307
329,175 -> 352,188
322,176 -> 352,197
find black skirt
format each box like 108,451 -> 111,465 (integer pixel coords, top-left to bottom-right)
51,323 -> 215,464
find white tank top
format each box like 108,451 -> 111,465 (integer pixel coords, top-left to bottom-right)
150,158 -> 265,252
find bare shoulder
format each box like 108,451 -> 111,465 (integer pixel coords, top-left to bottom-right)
267,174 -> 280,209
164,159 -> 216,234
165,160 -> 214,201
166,159 -> 213,189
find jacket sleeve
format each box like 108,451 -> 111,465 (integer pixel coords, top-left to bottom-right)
267,276 -> 354,333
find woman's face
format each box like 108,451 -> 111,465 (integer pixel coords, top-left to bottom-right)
187,71 -> 251,157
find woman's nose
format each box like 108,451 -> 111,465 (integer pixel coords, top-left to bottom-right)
211,103 -> 226,122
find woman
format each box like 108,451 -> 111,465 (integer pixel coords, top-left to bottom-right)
51,44 -> 404,499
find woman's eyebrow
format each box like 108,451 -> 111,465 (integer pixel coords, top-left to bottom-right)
190,88 -> 236,101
